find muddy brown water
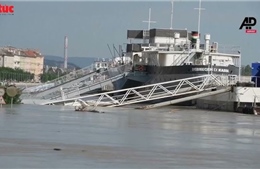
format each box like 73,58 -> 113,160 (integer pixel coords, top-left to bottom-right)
0,104 -> 260,168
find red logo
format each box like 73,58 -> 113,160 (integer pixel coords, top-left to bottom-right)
246,29 -> 257,34
0,4 -> 14,15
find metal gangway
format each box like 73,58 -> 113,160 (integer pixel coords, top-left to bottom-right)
51,73 -> 127,100
22,63 -> 132,100
41,74 -> 237,108
24,63 -> 96,93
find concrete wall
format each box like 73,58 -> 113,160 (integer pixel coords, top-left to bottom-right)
196,91 -> 236,112
196,87 -> 260,112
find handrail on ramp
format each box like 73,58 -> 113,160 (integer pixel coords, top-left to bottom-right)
41,74 -> 237,107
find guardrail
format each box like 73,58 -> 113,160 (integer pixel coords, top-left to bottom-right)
50,64 -> 132,100
24,64 -> 95,93
42,74 -> 237,106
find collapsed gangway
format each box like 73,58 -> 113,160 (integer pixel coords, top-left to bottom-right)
22,63 -> 131,100
24,64 -> 96,93
41,74 -> 237,108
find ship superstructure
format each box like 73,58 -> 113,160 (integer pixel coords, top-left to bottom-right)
118,28 -> 240,89
115,2 -> 241,89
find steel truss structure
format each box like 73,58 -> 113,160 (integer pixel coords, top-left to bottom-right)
42,74 -> 237,107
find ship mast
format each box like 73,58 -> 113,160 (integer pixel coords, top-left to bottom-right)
170,0 -> 174,29
194,0 -> 205,39
142,8 -> 156,30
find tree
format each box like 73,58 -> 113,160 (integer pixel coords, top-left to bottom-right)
40,72 -> 67,83
241,64 -> 252,76
0,67 -> 34,82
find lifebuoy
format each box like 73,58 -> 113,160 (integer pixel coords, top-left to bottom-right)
137,65 -> 145,71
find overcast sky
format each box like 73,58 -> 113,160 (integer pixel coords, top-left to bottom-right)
0,1 -> 259,65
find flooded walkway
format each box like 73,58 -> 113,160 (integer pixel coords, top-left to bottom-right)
0,104 -> 260,168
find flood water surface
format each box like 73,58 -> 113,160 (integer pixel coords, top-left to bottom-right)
0,104 -> 260,168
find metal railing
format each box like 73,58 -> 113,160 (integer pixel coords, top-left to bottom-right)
239,76 -> 260,87
180,51 -> 197,65
48,63 -> 132,100
170,51 -> 190,66
42,74 -> 237,106
24,63 -> 96,93
58,73 -> 125,100
216,44 -> 241,55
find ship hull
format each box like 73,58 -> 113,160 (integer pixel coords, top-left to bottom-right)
118,64 -> 238,88
112,64 -> 238,106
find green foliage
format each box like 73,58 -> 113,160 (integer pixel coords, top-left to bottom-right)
241,65 -> 252,76
0,67 -> 34,82
40,72 -> 67,83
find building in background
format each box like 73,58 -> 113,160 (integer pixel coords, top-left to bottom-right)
0,46 -> 44,82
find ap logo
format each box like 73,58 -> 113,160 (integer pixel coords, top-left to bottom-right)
239,17 -> 257,34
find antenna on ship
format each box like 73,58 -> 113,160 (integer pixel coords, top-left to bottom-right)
142,8 -> 156,30
64,36 -> 68,70
194,0 -> 205,49
170,0 -> 174,29
194,0 -> 205,39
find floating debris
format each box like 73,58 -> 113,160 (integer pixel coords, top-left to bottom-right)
74,99 -> 105,113
53,148 -> 61,151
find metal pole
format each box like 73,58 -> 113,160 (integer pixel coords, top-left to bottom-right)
170,1 -> 174,29
197,0 -> 202,36
208,57 -> 210,75
142,8 -> 156,30
238,53 -> 241,82
148,8 -> 151,30
11,97 -> 13,108
194,0 -> 205,47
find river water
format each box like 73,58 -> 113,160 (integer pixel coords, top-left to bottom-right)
0,104 -> 260,168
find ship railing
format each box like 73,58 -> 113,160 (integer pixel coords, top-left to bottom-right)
180,51 -> 197,65
214,75 -> 260,87
141,43 -> 190,49
240,76 -> 260,87
215,44 -> 241,55
170,50 -> 193,66
240,76 -> 252,83
214,74 -> 238,86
